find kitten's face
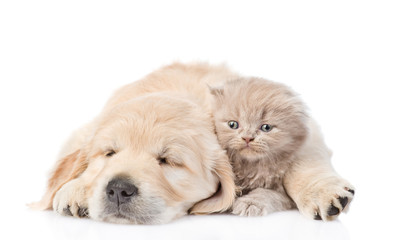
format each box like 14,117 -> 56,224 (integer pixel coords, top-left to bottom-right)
212,78 -> 308,161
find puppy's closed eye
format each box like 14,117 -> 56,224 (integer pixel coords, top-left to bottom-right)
105,150 -> 116,157
157,156 -> 183,167
157,157 -> 168,165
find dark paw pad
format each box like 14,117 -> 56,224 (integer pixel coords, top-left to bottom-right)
63,205 -> 72,216
327,205 -> 340,216
78,207 -> 89,218
339,196 -> 348,209
347,189 -> 355,195
314,212 -> 322,220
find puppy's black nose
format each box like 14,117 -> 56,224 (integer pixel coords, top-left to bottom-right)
106,178 -> 138,205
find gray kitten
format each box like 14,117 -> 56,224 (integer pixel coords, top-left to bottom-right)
211,77 -> 354,219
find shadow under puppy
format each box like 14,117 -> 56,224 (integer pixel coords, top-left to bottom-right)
210,78 -> 355,221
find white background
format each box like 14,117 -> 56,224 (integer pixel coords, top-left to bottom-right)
1,1 -> 398,239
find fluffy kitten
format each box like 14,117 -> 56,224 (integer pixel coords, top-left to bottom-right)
211,77 -> 310,216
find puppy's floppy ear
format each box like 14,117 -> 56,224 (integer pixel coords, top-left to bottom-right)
29,149 -> 88,210
189,153 -> 236,215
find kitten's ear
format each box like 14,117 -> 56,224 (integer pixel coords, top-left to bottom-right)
208,84 -> 224,97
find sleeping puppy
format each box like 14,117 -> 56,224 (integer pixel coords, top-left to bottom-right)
32,63 -> 238,224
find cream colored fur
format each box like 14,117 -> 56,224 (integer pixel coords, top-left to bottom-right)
33,63 -> 354,223
33,63 -> 238,224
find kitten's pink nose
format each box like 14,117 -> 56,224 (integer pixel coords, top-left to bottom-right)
242,137 -> 254,144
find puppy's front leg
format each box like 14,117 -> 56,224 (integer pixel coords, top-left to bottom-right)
232,188 -> 294,217
53,178 -> 89,218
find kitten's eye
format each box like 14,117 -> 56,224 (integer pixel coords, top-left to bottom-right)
228,120 -> 239,129
260,124 -> 273,132
105,150 -> 116,157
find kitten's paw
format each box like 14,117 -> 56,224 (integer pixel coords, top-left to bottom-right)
53,179 -> 89,218
296,177 -> 355,221
232,196 -> 267,217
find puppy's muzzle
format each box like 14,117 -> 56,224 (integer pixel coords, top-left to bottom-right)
106,177 -> 138,206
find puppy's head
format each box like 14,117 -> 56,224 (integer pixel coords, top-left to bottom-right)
40,94 -> 235,224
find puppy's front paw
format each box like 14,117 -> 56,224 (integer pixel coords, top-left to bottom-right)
296,177 -> 355,221
232,196 -> 266,217
53,179 -> 89,218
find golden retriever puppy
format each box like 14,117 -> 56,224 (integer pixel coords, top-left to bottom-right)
32,63 -> 238,224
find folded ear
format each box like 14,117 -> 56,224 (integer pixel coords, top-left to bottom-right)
189,153 -> 236,214
29,149 -> 88,210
